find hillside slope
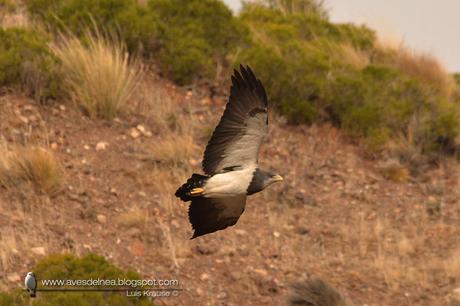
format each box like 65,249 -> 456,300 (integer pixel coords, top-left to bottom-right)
1,72 -> 459,305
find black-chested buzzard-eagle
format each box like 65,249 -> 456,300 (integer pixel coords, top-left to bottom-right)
175,65 -> 283,239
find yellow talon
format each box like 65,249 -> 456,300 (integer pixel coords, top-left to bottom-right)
189,188 -> 204,196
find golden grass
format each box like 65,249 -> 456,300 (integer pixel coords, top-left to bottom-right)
51,31 -> 142,119
116,208 -> 149,228
339,43 -> 369,70
0,2 -> 30,29
150,134 -> 197,169
375,39 -> 457,98
0,144 -> 63,194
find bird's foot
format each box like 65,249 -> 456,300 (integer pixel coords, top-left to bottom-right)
188,187 -> 204,196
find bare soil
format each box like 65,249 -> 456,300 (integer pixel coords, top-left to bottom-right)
1,73 -> 459,306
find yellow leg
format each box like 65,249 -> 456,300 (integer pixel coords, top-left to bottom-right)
189,187 -> 204,196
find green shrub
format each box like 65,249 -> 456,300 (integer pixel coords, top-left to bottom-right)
26,0 -> 157,53
0,27 -> 58,101
454,73 -> 460,88
148,0 -> 249,84
0,253 -> 155,306
239,2 -> 460,156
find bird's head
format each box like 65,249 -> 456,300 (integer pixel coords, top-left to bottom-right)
263,172 -> 284,188
27,272 -> 35,277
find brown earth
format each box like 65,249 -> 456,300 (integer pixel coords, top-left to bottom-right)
1,71 -> 460,306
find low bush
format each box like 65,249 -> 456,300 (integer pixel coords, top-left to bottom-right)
148,0 -> 249,84
238,2 -> 460,157
26,0 -> 157,53
0,253 -> 155,306
0,27 -> 58,101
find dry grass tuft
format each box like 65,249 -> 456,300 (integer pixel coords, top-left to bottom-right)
339,43 -> 369,70
116,208 -> 149,228
150,134 -> 197,169
0,2 -> 30,29
51,31 -> 142,119
0,144 -> 63,194
375,40 -> 456,98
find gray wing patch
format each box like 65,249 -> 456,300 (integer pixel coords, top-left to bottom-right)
188,195 -> 247,238
202,65 -> 268,175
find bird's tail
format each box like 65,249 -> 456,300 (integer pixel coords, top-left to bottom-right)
175,174 -> 209,202
289,278 -> 352,306
30,290 -> 36,298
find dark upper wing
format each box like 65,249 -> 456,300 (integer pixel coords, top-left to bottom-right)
202,65 -> 268,175
188,195 -> 247,239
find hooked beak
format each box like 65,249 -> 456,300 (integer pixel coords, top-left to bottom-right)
272,174 -> 284,182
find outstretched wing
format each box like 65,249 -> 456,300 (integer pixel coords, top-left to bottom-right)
188,195 -> 247,239
202,65 -> 268,175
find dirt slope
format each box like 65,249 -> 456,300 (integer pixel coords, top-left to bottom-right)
0,73 -> 459,306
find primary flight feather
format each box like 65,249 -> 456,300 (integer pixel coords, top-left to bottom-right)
175,65 -> 283,238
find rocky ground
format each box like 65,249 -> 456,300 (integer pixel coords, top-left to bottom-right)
1,72 -> 460,306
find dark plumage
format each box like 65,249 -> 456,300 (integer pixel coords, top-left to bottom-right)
175,65 -> 283,239
246,169 -> 277,195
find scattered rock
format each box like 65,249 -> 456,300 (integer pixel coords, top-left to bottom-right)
229,271 -> 242,281
217,291 -> 227,299
273,231 -> 280,238
129,128 -> 141,139
83,144 -> 90,150
234,229 -> 247,236
137,125 -> 146,133
95,141 -> 109,151
200,273 -> 210,281
96,214 -> 107,224
110,187 -> 118,196
195,243 -> 218,255
453,287 -> 460,301
18,115 -> 29,124
196,287 -> 203,296
31,247 -> 46,256
50,142 -> 58,150
254,268 -> 268,277
59,105 -> 66,111
136,125 -> 151,137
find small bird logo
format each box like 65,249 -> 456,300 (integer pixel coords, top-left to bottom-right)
25,272 -> 37,298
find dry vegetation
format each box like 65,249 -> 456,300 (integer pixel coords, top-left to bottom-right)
1,2 -> 460,306
0,144 -> 63,194
374,39 -> 458,99
51,31 -> 143,119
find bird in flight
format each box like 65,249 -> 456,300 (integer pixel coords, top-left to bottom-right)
175,65 -> 283,239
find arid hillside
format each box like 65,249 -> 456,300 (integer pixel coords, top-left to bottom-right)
1,69 -> 460,305
1,0 -> 460,305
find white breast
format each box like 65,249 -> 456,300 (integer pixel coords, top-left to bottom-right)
203,165 -> 256,198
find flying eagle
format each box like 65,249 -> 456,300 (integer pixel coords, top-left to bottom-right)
175,65 -> 283,239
